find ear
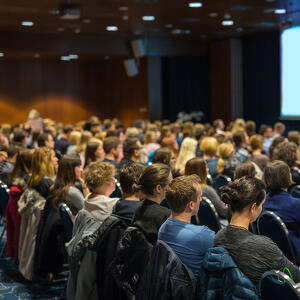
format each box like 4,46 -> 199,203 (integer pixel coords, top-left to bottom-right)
250,203 -> 256,214
155,184 -> 162,194
187,201 -> 194,212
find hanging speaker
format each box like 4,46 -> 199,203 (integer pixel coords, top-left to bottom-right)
123,59 -> 139,77
131,40 -> 146,58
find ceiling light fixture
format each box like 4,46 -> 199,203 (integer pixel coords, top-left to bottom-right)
61,56 -> 71,61
69,54 -> 79,59
222,20 -> 234,26
106,26 -> 118,31
0,53 -> 4,57
274,8 -> 286,14
209,12 -> 218,17
165,24 -> 173,28
142,15 -> 155,21
119,6 -> 128,11
188,2 -> 202,8
22,21 -> 34,27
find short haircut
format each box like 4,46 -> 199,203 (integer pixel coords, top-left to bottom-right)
194,128 -> 206,141
249,135 -> 263,151
273,141 -> 297,168
63,125 -> 73,134
103,136 -> 120,154
13,128 -> 27,144
233,130 -> 245,148
234,162 -> 256,179
200,137 -> 218,156
288,131 -> 300,146
83,161 -> 115,190
166,175 -> 200,214
263,160 -> 292,192
274,122 -> 285,134
245,120 -> 256,137
269,136 -> 285,160
213,119 -> 222,129
120,163 -> 146,195
259,124 -> 271,136
37,133 -> 50,147
152,147 -> 172,165
123,138 -> 139,159
7,146 -> 18,158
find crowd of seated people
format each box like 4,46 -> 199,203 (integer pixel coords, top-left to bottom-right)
0,112 -> 300,298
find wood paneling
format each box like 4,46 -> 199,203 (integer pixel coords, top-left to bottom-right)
0,58 -> 149,127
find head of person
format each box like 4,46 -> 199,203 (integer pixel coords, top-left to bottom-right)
220,177 -> 266,222
194,128 -> 207,143
28,147 -> 57,188
269,136 -> 285,160
84,141 -> 104,167
69,131 -> 82,146
263,160 -> 292,194
37,133 -> 55,149
233,130 -> 247,148
103,136 -> 121,159
1,124 -> 11,138
119,163 -> 146,198
175,137 -> 198,171
123,137 -> 141,161
76,130 -> 92,154
217,142 -> 235,174
50,155 -> 82,209
274,122 -> 285,135
234,162 -> 256,180
200,137 -> 218,157
9,149 -> 33,184
166,175 -> 202,216
288,131 -> 300,146
152,147 -> 176,171
144,131 -> 156,145
28,109 -> 40,120
259,124 -> 273,139
245,120 -> 256,137
273,141 -> 297,168
213,119 -> 225,131
185,157 -> 207,185
12,128 -> 28,147
132,163 -> 172,202
182,122 -> 193,138
6,145 -> 19,163
63,125 -> 73,139
249,134 -> 264,153
83,161 -> 116,196
126,127 -> 139,139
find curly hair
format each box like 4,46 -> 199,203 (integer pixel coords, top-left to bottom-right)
83,161 -> 115,190
273,141 -> 297,168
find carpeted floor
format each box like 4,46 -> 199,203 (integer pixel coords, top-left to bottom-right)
0,227 -> 67,299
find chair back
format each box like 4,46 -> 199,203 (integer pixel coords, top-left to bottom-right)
206,174 -> 214,187
288,184 -> 300,199
59,203 -> 74,242
0,180 -> 9,217
214,174 -> 231,196
257,211 -> 297,264
260,270 -> 300,300
197,197 -> 221,233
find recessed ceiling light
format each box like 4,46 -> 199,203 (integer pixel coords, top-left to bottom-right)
34,53 -> 40,58
237,27 -> 244,32
222,20 -> 234,26
119,6 -> 128,11
57,27 -> 64,32
83,19 -> 91,23
165,24 -> 173,28
0,53 -> 4,57
122,15 -> 129,20
61,56 -> 70,61
275,8 -> 286,14
188,2 -> 202,8
209,12 -> 218,17
22,21 -> 34,27
142,16 -> 155,21
75,28 -> 81,34
69,54 -> 78,59
106,26 -> 118,31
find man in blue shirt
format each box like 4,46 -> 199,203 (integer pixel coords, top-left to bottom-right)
158,175 -> 215,276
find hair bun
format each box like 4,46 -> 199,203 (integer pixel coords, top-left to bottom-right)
220,185 -> 239,205
132,183 -> 143,193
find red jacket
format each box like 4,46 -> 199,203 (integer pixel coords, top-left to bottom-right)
6,185 -> 23,262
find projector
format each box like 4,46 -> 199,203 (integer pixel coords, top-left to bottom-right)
58,3 -> 81,20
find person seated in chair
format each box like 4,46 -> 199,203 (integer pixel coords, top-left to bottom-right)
214,177 -> 300,290
158,175 -> 215,276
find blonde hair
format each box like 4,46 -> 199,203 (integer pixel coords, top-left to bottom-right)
249,134 -> 263,152
83,161 -> 115,190
217,143 -> 234,174
76,130 -> 92,154
126,127 -> 139,138
200,137 -> 218,157
28,148 -> 54,188
144,131 -> 156,144
28,109 -> 40,120
175,137 -> 197,170
1,124 -> 11,137
69,131 -> 82,146
297,146 -> 300,165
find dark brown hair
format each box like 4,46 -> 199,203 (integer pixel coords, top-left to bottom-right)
133,163 -> 170,196
221,177 -> 265,212
234,161 -> 256,180
123,137 -> 139,159
166,175 -> 200,214
263,160 -> 292,192
152,147 -> 172,165
233,130 -> 246,148
84,141 -> 100,168
245,120 -> 256,137
288,131 -> 300,146
269,136 -> 285,160
50,155 -> 81,209
103,136 -> 120,154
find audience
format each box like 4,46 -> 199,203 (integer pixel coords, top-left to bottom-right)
54,125 -> 73,155
248,134 -> 270,171
0,145 -> 18,185
158,175 -> 215,276
118,137 -> 142,170
103,136 -> 121,167
200,137 -> 218,178
84,141 -> 104,168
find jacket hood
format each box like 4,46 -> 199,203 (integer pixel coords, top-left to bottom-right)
9,185 -> 24,197
11,177 -> 27,191
203,247 -> 237,272
18,188 -> 46,216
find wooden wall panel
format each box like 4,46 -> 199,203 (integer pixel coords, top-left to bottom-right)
0,58 -> 149,127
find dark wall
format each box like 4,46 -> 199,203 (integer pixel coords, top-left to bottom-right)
161,57 -> 210,122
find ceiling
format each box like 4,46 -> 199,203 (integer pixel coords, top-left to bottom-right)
0,0 -> 289,38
